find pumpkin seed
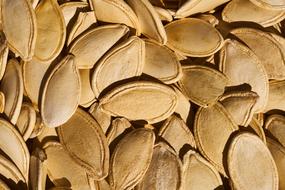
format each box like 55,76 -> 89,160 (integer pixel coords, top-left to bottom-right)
99,81 -> 178,124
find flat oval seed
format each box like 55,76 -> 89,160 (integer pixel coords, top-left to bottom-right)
165,18 -> 224,57
265,114 -> 285,147
57,108 -> 109,180
179,65 -> 228,107
267,138 -> 285,190
194,102 -> 238,175
136,142 -> 182,190
231,28 -> 285,80
22,60 -> 50,108
222,0 -> 285,27
99,81 -> 178,124
126,0 -> 167,44
0,119 -> 30,182
227,133 -> 278,190
249,0 -> 285,10
90,0 -> 141,34
43,141 -> 91,189
220,91 -> 258,126
143,39 -> 182,84
219,40 -> 269,113
1,0 -> 37,61
158,115 -> 196,153
40,55 -> 81,128
34,0 -> 66,63
69,24 -> 129,69
0,59 -> 23,124
16,103 -> 37,141
182,150 -> 223,190
91,36 -> 145,97
176,0 -> 230,18
109,128 -> 155,190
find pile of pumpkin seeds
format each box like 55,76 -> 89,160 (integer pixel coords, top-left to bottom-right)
1,0 -> 285,189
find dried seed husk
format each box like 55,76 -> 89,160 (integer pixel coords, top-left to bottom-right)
194,102 -> 238,176
43,141 -> 91,189
91,36 -> 145,97
99,81 -> 178,124
0,92 -> 5,113
173,87 -> 191,122
154,6 -> 173,22
265,80 -> 285,112
29,148 -> 47,190
222,0 -> 285,27
265,114 -> 285,147
143,39 -> 182,84
107,118 -> 132,144
165,18 -> 224,57
34,0 -> 66,63
22,60 -> 50,108
90,0 -> 141,34
59,2 -> 89,26
181,150 -> 223,190
220,91 -> 258,127
57,108 -> 109,180
158,115 -> 196,153
249,0 -> 285,10
231,28 -> 285,80
175,0 -> 230,18
40,55 -> 81,128
79,69 -> 96,108
0,154 -> 26,188
89,102 -> 111,134
67,11 -> 97,45
267,138 -> 285,190
126,0 -> 167,44
0,46 -> 9,81
109,128 -> 155,190
136,142 -> 182,190
179,65 -> 228,107
227,132 -> 278,190
16,103 -> 37,141
249,117 -> 267,143
69,24 -> 129,69
0,59 -> 23,124
219,39 -> 269,113
1,0 -> 37,61
0,119 -> 30,182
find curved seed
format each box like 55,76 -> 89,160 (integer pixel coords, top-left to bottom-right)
91,36 -> 145,97
57,108 -> 109,180
99,81 -> 178,124
40,55 -> 81,128
227,133 -> 278,190
109,128 -> 155,190
1,0 -> 37,61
